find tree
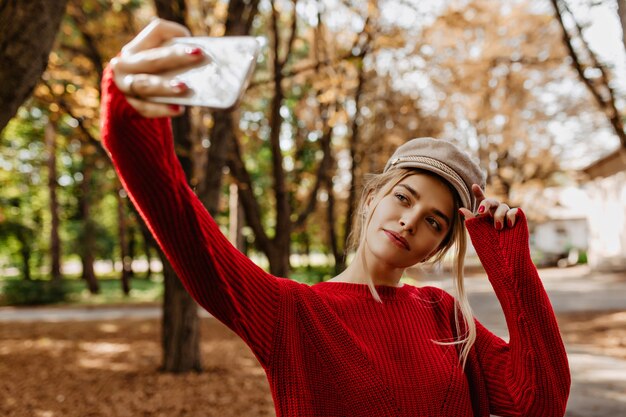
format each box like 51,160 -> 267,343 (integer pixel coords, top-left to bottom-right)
412,0 -> 591,202
551,0 -> 626,149
78,144 -> 99,294
617,0 -> 626,54
0,0 -> 69,132
153,0 -> 203,374
45,120 -> 62,283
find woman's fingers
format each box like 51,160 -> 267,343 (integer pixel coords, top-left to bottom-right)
126,97 -> 185,118
458,207 -> 474,220
476,198 -> 499,216
506,207 -> 519,228
492,203 -> 510,230
469,195 -> 519,230
112,44 -> 204,76
472,184 -> 485,201
118,73 -> 188,98
122,19 -> 191,55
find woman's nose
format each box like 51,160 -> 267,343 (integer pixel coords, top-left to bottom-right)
400,215 -> 417,234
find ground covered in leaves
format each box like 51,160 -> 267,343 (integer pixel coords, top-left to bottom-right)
1,311 -> 625,417
0,318 -> 274,417
559,310 -> 626,360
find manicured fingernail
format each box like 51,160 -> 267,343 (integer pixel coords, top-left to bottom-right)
169,104 -> 181,112
508,219 -> 514,228
478,205 -> 485,214
496,221 -> 502,230
170,80 -> 187,93
185,47 -> 202,56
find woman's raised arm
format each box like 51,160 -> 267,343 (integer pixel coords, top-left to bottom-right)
100,20 -> 280,367
464,210 -> 570,416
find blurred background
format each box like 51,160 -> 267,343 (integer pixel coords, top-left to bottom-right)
1,0 -> 625,416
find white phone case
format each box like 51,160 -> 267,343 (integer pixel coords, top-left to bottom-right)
148,36 -> 261,110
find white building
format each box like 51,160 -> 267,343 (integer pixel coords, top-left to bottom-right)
522,186 -> 589,267
582,148 -> 626,272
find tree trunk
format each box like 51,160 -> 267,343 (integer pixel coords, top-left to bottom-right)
0,0 -> 69,132
154,0 -> 203,374
267,246 -> 291,278
160,253 -> 202,372
45,121 -> 62,283
343,58 -> 367,263
326,184 -> 342,276
140,226 -> 155,280
199,114 -> 234,215
128,223 -> 136,278
79,149 -> 99,294
164,109 -> 203,373
116,188 -> 131,295
618,0 -> 626,55
303,232 -> 312,272
17,227 -> 32,281
267,1 -> 292,278
228,183 -> 246,251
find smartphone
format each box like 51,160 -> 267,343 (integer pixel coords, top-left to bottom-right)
147,36 -> 261,110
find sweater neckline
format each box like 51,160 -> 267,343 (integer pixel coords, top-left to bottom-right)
313,281 -> 414,300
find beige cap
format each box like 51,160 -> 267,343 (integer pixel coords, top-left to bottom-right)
383,137 -> 485,211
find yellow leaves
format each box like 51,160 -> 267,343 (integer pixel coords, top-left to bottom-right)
373,34 -> 406,50
328,108 -> 348,127
52,84 -> 65,96
317,89 -> 337,104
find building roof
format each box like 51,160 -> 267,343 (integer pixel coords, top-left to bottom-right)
582,148 -> 626,179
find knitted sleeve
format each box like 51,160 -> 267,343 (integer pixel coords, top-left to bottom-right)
100,66 -> 279,366
464,210 -> 570,416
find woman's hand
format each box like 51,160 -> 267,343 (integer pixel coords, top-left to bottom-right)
110,19 -> 204,118
459,184 -> 519,230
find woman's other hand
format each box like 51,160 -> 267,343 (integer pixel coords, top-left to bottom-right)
110,19 -> 204,118
458,184 -> 519,230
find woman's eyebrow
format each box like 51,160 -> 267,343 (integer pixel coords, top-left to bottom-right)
398,183 -> 419,199
397,184 -> 451,227
433,209 -> 451,227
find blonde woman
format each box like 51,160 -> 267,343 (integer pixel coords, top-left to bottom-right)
102,19 -> 570,416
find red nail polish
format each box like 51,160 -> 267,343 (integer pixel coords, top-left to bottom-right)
478,206 -> 485,214
496,221 -> 502,230
186,47 -> 202,56
169,104 -> 181,112
508,219 -> 514,228
170,81 -> 187,93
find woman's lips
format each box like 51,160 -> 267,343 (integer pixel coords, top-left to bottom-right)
383,229 -> 410,251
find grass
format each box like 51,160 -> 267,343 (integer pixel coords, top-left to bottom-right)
0,264 -> 336,307
65,276 -> 164,305
0,273 -> 163,307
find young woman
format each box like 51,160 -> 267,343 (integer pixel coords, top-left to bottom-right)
101,19 -> 570,417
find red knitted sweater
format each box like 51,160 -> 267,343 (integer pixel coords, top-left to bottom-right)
101,68 -> 570,416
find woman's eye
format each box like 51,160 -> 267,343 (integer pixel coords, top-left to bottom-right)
395,193 -> 408,203
427,218 -> 442,231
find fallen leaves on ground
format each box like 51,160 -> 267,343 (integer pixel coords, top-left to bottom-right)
0,318 -> 275,417
559,310 -> 626,360
2,310 -> 625,417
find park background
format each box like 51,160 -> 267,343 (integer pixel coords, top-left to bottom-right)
1,0 -> 626,416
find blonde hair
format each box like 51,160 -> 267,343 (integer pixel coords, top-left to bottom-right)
346,168 -> 476,369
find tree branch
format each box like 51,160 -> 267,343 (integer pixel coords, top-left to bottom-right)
227,135 -> 272,253
551,0 -> 626,147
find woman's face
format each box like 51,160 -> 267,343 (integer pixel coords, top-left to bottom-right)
363,173 -> 455,270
